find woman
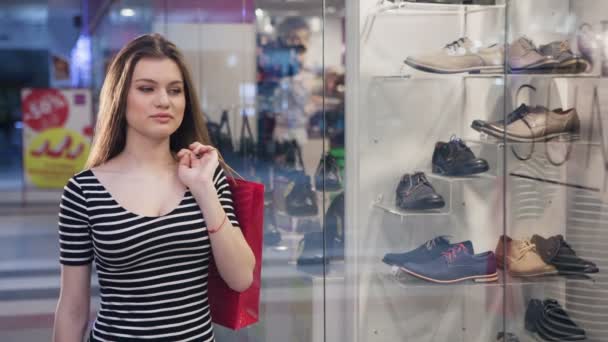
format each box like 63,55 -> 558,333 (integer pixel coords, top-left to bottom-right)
53,33 -> 255,342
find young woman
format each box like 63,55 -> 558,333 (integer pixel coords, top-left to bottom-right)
53,33 -> 255,342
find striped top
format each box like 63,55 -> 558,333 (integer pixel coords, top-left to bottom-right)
58,166 -> 239,342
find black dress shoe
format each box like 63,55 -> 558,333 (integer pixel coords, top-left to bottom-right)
395,172 -> 445,210
526,298 -> 587,341
525,299 -> 544,333
532,234 -> 599,275
432,137 -> 489,176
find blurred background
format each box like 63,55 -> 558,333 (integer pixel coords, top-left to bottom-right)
0,0 -> 345,341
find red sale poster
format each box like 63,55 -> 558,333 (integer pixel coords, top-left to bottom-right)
21,88 -> 93,189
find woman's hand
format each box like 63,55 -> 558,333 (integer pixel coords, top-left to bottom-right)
177,142 -> 219,188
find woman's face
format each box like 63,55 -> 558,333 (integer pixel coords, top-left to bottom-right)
125,57 -> 186,141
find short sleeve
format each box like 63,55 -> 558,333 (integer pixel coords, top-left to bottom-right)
213,166 -> 240,228
58,176 -> 94,266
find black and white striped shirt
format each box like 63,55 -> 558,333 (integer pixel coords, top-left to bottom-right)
58,166 -> 239,342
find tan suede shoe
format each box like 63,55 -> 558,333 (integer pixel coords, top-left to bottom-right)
495,235 -> 558,277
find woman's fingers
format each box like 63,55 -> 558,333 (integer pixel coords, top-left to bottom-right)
189,142 -> 215,157
177,148 -> 190,159
178,150 -> 191,167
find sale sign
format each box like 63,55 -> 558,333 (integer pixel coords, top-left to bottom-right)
21,88 -> 93,189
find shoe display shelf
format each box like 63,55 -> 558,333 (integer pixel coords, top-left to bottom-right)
362,0 -> 506,44
381,267 -> 598,288
372,170 -> 497,220
468,136 -> 605,194
348,0 -> 608,341
371,73 -> 602,82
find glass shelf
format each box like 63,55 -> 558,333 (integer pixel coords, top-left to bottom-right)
466,134 -> 601,147
371,74 -> 412,81
371,73 -> 601,82
372,192 -> 450,217
380,267 -> 598,289
372,199 -> 450,217
371,73 -> 503,81
506,73 -> 602,79
373,1 -> 506,15
509,172 -> 601,193
371,169 -> 497,218
426,170 -> 496,182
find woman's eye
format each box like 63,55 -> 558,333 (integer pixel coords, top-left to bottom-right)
169,88 -> 183,95
138,87 -> 153,93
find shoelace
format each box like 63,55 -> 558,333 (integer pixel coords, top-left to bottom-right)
504,104 -> 533,125
424,235 -> 450,250
412,172 -> 433,188
441,243 -> 467,263
445,38 -> 467,52
447,136 -> 475,159
514,240 -> 537,261
518,36 -> 541,57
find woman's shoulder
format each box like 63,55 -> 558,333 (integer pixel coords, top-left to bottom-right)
88,157 -> 127,179
64,169 -> 95,187
68,158 -> 122,186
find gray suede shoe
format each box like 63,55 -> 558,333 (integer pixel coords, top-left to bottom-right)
404,37 -> 503,74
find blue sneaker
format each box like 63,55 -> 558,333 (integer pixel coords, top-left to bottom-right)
400,243 -> 498,283
382,236 -> 474,267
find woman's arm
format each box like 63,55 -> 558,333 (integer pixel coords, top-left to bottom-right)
54,176 -> 94,341
190,175 -> 255,292
53,265 -> 92,342
178,144 -> 255,292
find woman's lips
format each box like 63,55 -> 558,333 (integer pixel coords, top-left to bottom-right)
150,113 -> 172,123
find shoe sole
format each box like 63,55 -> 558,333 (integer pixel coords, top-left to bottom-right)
509,269 -> 560,277
398,266 -> 498,284
397,201 -> 445,210
509,59 -> 590,74
497,261 -> 559,277
432,164 -> 489,176
529,331 -> 587,342
404,59 -> 503,74
470,123 -> 577,143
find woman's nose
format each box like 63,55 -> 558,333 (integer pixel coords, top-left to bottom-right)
155,90 -> 170,108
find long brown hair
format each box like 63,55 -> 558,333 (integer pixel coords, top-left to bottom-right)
85,33 -> 231,174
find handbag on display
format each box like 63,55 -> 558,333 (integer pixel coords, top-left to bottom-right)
207,177 -> 264,330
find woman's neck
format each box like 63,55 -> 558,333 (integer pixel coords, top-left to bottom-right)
119,128 -> 176,172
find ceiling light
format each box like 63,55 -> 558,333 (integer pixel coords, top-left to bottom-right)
120,8 -> 135,17
255,8 -> 264,17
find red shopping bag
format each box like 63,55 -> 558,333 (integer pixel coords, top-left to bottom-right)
208,178 -> 264,330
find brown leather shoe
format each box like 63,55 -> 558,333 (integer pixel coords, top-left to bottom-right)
495,235 -> 558,277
